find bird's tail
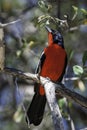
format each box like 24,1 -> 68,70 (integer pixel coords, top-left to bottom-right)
26,93 -> 46,126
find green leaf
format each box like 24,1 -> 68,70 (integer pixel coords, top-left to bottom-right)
38,15 -> 46,23
58,98 -> 65,109
72,6 -> 78,12
73,65 -> 83,75
82,50 -> 87,66
69,50 -> 74,60
16,50 -> 21,57
46,20 -> 50,25
38,0 -> 45,8
81,8 -> 87,15
38,0 -> 49,10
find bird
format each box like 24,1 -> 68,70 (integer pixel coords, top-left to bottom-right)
26,26 -> 67,126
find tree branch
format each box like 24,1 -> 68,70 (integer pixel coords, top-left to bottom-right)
2,67 -> 87,130
55,83 -> 87,109
44,79 -> 64,130
3,67 -> 87,109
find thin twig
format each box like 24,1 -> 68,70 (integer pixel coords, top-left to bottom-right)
15,77 -> 30,128
65,99 -> 75,130
65,76 -> 87,81
80,128 -> 87,130
0,19 -> 21,28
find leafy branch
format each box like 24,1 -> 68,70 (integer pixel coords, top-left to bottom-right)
38,3 -> 87,32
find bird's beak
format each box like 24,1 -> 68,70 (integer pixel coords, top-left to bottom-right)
45,26 -> 52,33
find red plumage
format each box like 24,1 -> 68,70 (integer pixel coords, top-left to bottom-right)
26,27 -> 67,126
39,44 -> 67,95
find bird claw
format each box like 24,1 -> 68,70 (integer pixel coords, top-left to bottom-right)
36,72 -> 41,84
37,73 -> 40,80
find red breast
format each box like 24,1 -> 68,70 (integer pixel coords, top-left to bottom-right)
39,44 -> 67,95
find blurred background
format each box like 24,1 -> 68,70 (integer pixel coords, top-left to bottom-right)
0,0 -> 87,130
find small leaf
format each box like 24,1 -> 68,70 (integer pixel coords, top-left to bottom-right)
73,65 -> 83,75
38,15 -> 46,23
38,0 -> 45,8
46,20 -> 50,25
13,106 -> 23,123
16,50 -> 21,57
82,50 -> 87,66
38,0 -> 50,10
69,50 -> 74,60
72,6 -> 78,12
78,80 -> 85,92
29,41 -> 34,46
81,8 -> 87,15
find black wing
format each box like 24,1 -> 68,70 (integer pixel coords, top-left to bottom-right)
34,51 -> 46,93
35,51 -> 46,74
26,52 -> 46,126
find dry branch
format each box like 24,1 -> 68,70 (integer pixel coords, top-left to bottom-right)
44,80 -> 64,130
0,19 -> 21,28
3,67 -> 87,109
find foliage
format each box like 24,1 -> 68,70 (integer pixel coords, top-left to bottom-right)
0,0 -> 87,130
82,50 -> 87,66
73,65 -> 83,76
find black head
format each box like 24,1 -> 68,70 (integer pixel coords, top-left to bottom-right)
45,26 -> 64,48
